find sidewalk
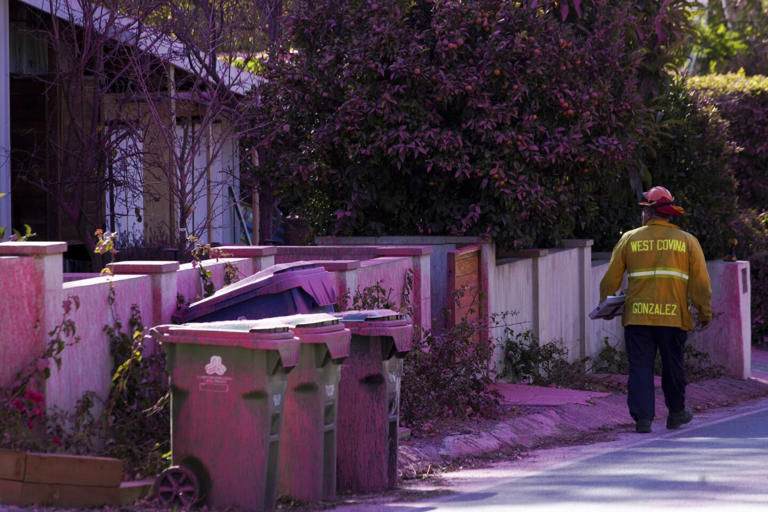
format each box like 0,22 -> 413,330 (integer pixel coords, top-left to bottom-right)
398,346 -> 768,480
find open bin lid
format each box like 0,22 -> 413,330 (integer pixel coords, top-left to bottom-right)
173,262 -> 338,323
335,309 -> 413,358
150,319 -> 301,369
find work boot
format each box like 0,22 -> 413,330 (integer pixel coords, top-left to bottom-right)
635,419 -> 652,433
666,407 -> 693,429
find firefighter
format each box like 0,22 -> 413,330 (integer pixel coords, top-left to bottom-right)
600,186 -> 712,433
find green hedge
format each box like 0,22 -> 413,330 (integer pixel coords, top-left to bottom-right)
689,72 -> 768,345
689,72 -> 768,219
581,77 -> 766,260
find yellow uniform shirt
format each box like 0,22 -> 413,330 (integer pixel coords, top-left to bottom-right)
600,219 -> 712,331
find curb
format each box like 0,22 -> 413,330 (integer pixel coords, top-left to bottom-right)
398,376 -> 768,479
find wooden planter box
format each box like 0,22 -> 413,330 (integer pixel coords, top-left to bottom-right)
0,449 -> 152,507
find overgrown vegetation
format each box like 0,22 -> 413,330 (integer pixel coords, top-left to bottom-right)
254,0 -> 690,248
501,332 -> 725,390
339,277 -> 502,428
499,327 -> 589,387
401,318 -> 502,427
100,290 -> 169,478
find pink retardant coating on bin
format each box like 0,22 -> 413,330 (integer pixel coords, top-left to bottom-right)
173,262 -> 338,323
151,321 -> 300,512
341,310 -> 413,359
335,310 -> 413,493
274,314 -> 350,504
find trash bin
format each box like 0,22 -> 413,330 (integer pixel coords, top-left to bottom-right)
150,320 -> 300,512
172,262 -> 337,324
334,310 -> 413,493
272,313 -> 350,503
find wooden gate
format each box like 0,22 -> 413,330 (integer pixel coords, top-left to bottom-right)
446,245 -> 484,335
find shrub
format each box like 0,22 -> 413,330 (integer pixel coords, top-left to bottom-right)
688,73 -> 768,211
593,337 -> 725,383
687,73 -> 768,343
254,0 -> 656,249
584,77 -> 767,259
401,320 -> 501,427
99,301 -> 169,478
687,72 -> 768,252
500,328 -> 588,386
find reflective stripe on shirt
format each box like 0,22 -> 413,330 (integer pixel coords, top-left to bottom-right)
627,268 -> 689,281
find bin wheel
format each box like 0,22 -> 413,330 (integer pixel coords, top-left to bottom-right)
155,465 -> 202,508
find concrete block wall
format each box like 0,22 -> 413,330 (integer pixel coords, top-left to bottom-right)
0,243 -> 277,411
274,245 -> 433,330
488,242 -> 593,369
491,242 -> 751,379
688,261 -> 751,379
0,243 -> 67,390
317,236 -> 484,330
0,239 -> 752,415
51,274 -> 154,413
589,258 -> 752,379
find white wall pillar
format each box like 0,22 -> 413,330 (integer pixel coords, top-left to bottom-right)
0,0 -> 12,237
562,239 -> 594,359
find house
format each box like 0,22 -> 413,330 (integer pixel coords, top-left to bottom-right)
0,0 -> 261,269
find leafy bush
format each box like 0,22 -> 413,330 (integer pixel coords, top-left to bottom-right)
401,320 -> 501,427
585,77 -> 766,259
100,300 -> 169,478
687,73 -> 768,343
689,72 -> 768,217
687,2 -> 768,76
500,328 -> 588,386
593,337 -> 724,383
254,0 -> 658,249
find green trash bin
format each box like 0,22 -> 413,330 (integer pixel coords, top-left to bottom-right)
150,320 -> 300,511
271,313 -> 350,503
334,309 -> 413,493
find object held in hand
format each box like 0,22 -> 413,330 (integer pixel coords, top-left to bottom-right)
589,295 -> 626,320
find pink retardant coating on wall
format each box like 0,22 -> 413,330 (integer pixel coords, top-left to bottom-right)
151,322 -> 300,512
335,310 -> 413,493
275,314 -> 351,504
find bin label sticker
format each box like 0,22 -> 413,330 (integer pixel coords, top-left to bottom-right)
198,375 -> 232,393
273,394 -> 282,407
325,384 -> 335,398
205,355 -> 227,376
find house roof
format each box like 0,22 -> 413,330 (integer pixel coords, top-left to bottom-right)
15,0 -> 265,95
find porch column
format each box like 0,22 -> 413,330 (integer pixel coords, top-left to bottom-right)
0,0 -> 11,237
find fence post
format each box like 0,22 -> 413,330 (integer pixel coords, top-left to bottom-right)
0,242 -> 66,391
562,239 -> 594,360
690,260 -> 751,378
107,261 -> 180,326
215,246 -> 277,273
318,261 -> 361,311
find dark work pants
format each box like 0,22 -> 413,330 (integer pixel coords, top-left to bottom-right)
624,325 -> 688,422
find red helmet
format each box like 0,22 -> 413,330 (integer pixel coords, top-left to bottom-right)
638,186 -> 674,206
638,186 -> 685,216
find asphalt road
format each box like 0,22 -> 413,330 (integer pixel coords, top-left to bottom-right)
334,397 -> 768,512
